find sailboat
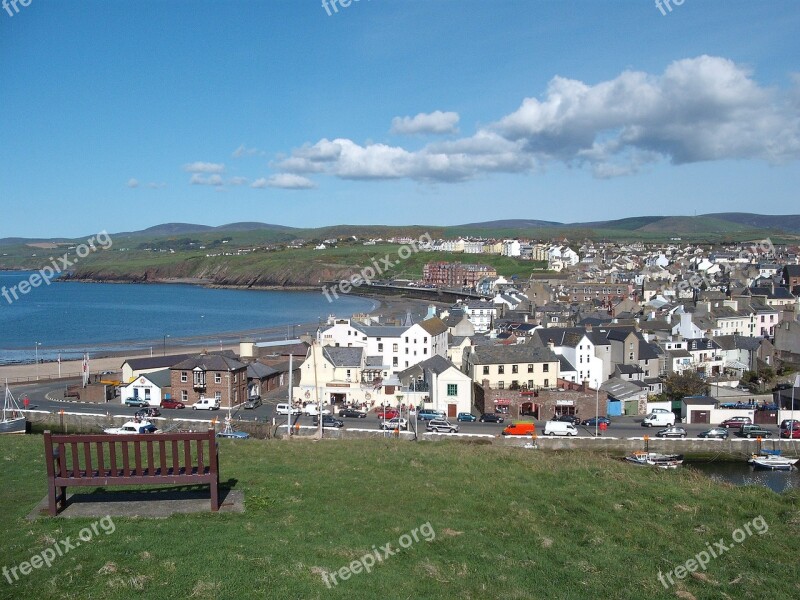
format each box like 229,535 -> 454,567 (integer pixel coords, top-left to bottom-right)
1,381 -> 28,434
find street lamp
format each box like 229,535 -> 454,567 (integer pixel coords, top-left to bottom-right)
34,342 -> 42,380
594,380 -> 599,437
163,334 -> 170,356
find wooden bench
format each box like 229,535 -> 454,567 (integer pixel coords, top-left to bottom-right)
44,429 -> 220,516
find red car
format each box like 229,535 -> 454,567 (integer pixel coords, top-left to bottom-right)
780,426 -> 800,439
160,399 -> 186,409
376,409 -> 399,420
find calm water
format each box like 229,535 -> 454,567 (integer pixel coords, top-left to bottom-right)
688,461 -> 799,493
0,271 -> 376,364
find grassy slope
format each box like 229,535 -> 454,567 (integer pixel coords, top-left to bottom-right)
1,436 -> 799,600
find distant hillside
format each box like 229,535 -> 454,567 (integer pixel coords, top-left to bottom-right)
702,213 -> 800,232
456,219 -> 564,229
114,222 -> 296,237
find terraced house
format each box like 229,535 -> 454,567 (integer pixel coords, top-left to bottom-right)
169,351 -> 248,408
464,344 -> 560,391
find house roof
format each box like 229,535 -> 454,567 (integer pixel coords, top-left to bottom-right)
417,316 -> 448,336
247,362 -> 279,380
682,395 -> 717,406
322,346 -> 363,367
124,353 -> 216,371
171,353 -> 247,372
470,344 -> 559,365
126,368 -> 171,389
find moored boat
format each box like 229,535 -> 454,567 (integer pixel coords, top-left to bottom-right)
1,381 -> 27,434
625,451 -> 684,469
748,451 -> 798,470
103,419 -> 158,434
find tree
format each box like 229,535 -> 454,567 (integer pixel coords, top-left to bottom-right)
662,371 -> 709,401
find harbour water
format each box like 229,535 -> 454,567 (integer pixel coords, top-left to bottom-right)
687,461 -> 799,493
0,271 -> 376,364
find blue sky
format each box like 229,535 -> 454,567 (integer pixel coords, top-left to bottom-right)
1,0 -> 799,238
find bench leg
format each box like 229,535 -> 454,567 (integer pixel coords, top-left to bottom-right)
48,484 -> 58,516
210,482 -> 219,512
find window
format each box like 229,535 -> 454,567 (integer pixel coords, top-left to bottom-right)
483,366 -> 490,375
181,390 -> 188,401
405,348 -> 409,354
233,373 -> 237,383
215,373 -> 222,384
424,337 -> 428,343
542,364 -> 549,372
215,391 -> 222,401
543,379 -> 549,387
579,356 -> 583,363
447,384 -> 457,396
498,365 -> 505,374
512,365 -> 519,374
392,357 -> 398,367
528,380 -> 534,388
393,344 -> 398,352
181,371 -> 188,383
498,381 -> 504,389
405,337 -> 409,343
528,364 -> 534,373
423,349 -> 427,355
378,343 -> 383,352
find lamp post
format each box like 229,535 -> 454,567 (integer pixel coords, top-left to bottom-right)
34,342 -> 41,380
594,380 -> 599,437
163,334 -> 170,356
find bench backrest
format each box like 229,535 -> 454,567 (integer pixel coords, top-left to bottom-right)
43,429 -> 218,479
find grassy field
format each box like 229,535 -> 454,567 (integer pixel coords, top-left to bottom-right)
1,436 -> 799,599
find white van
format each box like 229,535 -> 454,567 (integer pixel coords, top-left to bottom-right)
642,412 -> 676,427
192,397 -> 220,410
543,421 -> 578,436
276,403 -> 301,416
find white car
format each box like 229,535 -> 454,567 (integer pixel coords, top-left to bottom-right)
276,403 -> 302,415
381,417 -> 408,430
192,397 -> 220,410
302,404 -> 332,417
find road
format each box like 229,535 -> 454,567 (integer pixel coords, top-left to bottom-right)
12,379 -> 786,439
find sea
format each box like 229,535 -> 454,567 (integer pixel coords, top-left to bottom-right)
0,271 -> 377,365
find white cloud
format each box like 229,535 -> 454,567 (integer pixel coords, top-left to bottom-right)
266,174 -> 316,189
147,182 -> 167,189
232,144 -> 262,158
251,178 -> 268,189
276,55 -> 800,183
229,176 -> 248,186
391,110 -> 460,135
126,178 -> 139,188
190,173 -> 224,186
183,161 -> 225,174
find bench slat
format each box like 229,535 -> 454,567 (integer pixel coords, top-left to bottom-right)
121,441 -> 130,477
134,440 -> 143,476
109,441 -> 118,477
96,441 -> 105,475
71,442 -> 80,478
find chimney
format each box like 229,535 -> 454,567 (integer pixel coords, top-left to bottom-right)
547,339 -> 554,350
585,323 -> 593,333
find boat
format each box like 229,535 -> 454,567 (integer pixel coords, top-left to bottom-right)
1,382 -> 27,434
103,419 -> 158,434
625,451 -> 684,469
748,450 -> 798,471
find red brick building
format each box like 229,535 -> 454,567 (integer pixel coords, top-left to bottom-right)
423,262 -> 497,288
169,351 -> 248,408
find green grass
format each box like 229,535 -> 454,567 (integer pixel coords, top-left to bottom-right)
1,436 -> 799,599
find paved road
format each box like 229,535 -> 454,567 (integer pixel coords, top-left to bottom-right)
12,380 -> 787,439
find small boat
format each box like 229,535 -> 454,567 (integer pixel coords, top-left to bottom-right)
103,419 -> 158,434
625,451 -> 684,469
1,381 -> 27,434
748,451 -> 798,471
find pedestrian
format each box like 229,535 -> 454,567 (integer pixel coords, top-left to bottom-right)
23,396 -> 30,409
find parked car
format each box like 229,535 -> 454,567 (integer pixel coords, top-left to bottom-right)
134,407 -> 161,419
417,409 -> 444,421
302,404 -> 332,417
457,412 -> 477,422
381,417 -> 408,430
698,427 -> 729,439
275,403 -> 301,416
377,408 -> 400,420
656,426 -> 687,438
478,413 -> 504,423
313,415 -> 344,428
124,397 -> 150,407
581,416 -> 611,427
642,412 -> 676,427
554,414 -> 581,425
192,397 -> 220,410
502,422 -> 536,436
543,421 -> 577,436
160,399 -> 185,409
426,419 -> 458,433
736,424 -> 772,438
720,416 -> 752,428
339,407 -> 367,418
780,427 -> 800,439
243,396 -> 262,409
780,419 -> 800,430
